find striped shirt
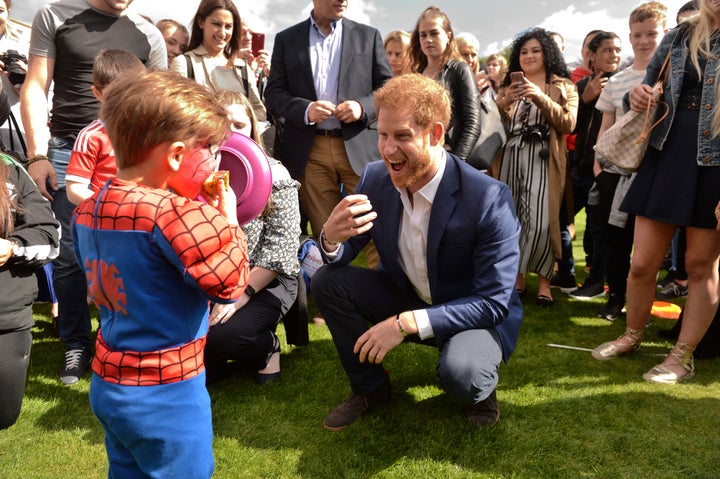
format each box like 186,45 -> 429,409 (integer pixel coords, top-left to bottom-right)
596,66 -> 646,119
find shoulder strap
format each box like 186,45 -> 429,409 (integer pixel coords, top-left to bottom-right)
657,51 -> 672,87
184,54 -> 195,81
8,111 -> 27,156
238,64 -> 250,95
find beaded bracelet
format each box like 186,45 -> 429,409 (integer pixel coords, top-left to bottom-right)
396,314 -> 408,337
27,155 -> 50,166
320,228 -> 341,247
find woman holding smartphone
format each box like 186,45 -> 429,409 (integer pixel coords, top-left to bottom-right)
494,28 -> 578,306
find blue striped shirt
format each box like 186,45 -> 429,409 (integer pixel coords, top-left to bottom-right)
307,12 -> 343,129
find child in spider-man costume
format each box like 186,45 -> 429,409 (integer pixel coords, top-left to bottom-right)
71,71 -> 249,479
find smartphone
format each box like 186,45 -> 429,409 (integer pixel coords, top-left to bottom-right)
510,71 -> 525,84
251,32 -> 265,57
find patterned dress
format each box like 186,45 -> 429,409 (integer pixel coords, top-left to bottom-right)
498,99 -> 554,278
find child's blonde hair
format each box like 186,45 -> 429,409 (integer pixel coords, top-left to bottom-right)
629,1 -> 668,29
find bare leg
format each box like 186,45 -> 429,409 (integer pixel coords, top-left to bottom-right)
537,275 -> 552,300
645,226 -> 720,382
593,216 -> 676,359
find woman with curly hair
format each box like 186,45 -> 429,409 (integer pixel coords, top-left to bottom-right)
407,6 -> 480,159
494,28 -> 578,306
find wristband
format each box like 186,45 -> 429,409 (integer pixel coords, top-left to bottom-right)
27,155 -> 50,166
8,238 -> 21,257
244,284 -> 256,298
396,314 -> 408,337
320,228 -> 341,247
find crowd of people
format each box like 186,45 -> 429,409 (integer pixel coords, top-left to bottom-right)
1,0 -> 719,476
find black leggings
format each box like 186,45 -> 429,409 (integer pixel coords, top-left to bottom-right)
205,275 -> 297,375
0,328 -> 32,430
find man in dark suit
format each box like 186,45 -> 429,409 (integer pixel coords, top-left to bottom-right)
264,0 -> 392,251
312,74 -> 523,431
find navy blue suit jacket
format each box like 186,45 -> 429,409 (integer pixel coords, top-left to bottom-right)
264,17 -> 392,179
330,153 -> 523,361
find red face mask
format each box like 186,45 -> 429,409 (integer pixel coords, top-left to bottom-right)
167,145 -> 220,199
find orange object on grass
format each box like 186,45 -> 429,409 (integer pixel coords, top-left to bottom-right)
651,301 -> 682,320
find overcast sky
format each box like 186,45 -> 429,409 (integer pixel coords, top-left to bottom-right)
14,0 -> 690,64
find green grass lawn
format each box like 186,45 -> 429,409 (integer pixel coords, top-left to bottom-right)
1,215 -> 719,479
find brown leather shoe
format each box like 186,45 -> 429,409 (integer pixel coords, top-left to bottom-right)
323,376 -> 391,431
467,389 -> 500,428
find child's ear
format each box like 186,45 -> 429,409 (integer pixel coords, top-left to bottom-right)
91,85 -> 103,102
167,142 -> 187,172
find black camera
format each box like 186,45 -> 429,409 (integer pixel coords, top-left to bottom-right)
521,124 -> 550,159
0,50 -> 28,86
525,128 -> 545,143
521,124 -> 548,143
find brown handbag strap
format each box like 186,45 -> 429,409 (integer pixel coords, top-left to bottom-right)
636,51 -> 672,144
656,50 -> 672,86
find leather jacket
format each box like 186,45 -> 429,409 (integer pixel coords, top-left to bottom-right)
438,59 -> 481,159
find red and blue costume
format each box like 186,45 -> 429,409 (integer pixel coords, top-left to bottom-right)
72,178 -> 248,478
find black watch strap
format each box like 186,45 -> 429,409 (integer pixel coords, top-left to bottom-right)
244,284 -> 256,297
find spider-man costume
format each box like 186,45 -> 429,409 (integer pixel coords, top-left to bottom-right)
72,178 -> 248,478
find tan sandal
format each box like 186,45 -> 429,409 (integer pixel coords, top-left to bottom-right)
592,327 -> 643,360
643,342 -> 695,385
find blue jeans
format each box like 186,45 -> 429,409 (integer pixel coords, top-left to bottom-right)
49,138 -> 91,350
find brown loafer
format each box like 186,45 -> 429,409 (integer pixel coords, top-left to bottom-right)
323,375 -> 391,431
467,388 -> 500,428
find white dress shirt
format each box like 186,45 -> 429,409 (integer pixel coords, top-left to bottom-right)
396,152 -> 447,339
320,152 -> 448,340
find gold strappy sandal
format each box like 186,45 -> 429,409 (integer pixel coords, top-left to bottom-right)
592,327 -> 644,360
643,342 -> 695,385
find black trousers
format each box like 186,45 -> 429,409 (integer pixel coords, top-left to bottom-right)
0,328 -> 31,429
205,275 -> 297,376
595,172 -> 635,297
311,265 -> 502,404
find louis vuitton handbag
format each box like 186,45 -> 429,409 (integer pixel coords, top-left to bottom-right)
594,52 -> 671,172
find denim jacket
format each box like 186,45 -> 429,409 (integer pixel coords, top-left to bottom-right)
644,22 -> 720,166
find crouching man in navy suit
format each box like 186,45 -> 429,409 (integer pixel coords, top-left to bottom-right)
312,74 -> 523,431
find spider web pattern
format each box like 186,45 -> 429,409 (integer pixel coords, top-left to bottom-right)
92,330 -> 206,386
74,181 -> 249,301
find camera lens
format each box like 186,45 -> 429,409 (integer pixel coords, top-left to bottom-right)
8,67 -> 25,86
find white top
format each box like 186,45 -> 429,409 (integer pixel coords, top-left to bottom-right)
396,151 -> 447,340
